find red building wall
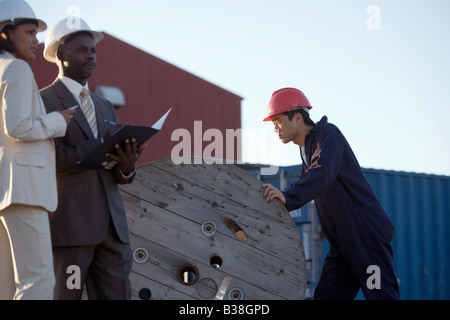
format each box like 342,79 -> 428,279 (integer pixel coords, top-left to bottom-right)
29,32 -> 243,166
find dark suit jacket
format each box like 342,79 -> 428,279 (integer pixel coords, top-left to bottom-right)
40,79 -> 133,246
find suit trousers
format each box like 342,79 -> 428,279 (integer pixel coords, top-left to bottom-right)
52,217 -> 132,300
0,204 -> 55,300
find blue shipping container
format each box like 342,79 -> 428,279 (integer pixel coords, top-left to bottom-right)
239,164 -> 450,300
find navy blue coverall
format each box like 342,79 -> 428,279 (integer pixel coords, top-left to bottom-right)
282,116 -> 400,300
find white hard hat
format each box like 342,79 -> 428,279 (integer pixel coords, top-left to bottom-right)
0,0 -> 46,32
43,17 -> 104,63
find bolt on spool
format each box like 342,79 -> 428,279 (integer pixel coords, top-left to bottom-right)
133,247 -> 149,264
228,288 -> 244,300
201,220 -> 217,237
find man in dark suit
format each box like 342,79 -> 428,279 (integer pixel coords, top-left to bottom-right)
40,18 -> 147,299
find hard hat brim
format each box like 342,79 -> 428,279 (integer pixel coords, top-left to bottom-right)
263,106 -> 312,122
35,18 -> 47,32
0,17 -> 47,33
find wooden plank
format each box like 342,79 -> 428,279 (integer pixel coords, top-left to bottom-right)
150,159 -> 291,223
131,270 -> 195,300
121,158 -> 306,300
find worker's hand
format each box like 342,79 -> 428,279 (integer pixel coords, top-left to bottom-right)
262,183 -> 286,205
106,138 -> 147,175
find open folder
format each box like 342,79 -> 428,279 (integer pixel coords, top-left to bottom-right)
77,108 -> 172,169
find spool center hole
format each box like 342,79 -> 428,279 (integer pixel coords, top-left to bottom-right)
210,255 -> 223,269
177,264 -> 199,285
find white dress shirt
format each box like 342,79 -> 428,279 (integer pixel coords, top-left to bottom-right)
57,75 -> 135,178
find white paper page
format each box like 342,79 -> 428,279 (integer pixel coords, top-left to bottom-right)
151,108 -> 172,130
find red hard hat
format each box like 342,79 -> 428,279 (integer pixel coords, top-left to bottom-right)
263,87 -> 312,122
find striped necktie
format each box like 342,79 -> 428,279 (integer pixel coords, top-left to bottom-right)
80,88 -> 98,138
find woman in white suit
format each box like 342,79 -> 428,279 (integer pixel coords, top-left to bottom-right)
0,0 -> 75,299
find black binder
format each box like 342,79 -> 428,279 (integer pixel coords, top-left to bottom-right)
77,108 -> 171,169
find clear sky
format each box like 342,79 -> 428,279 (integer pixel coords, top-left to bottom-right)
27,0 -> 450,176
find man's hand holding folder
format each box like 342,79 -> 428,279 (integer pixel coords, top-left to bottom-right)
106,137 -> 146,175
77,108 -> 172,170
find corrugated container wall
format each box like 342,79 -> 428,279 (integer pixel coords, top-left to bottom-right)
240,165 -> 450,300
30,33 -> 243,166
363,169 -> 449,300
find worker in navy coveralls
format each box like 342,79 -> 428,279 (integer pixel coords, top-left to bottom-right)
262,88 -> 400,300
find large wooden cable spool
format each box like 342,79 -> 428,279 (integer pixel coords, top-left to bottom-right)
120,158 -> 306,300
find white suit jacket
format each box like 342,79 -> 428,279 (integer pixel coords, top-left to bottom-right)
0,52 -> 67,212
